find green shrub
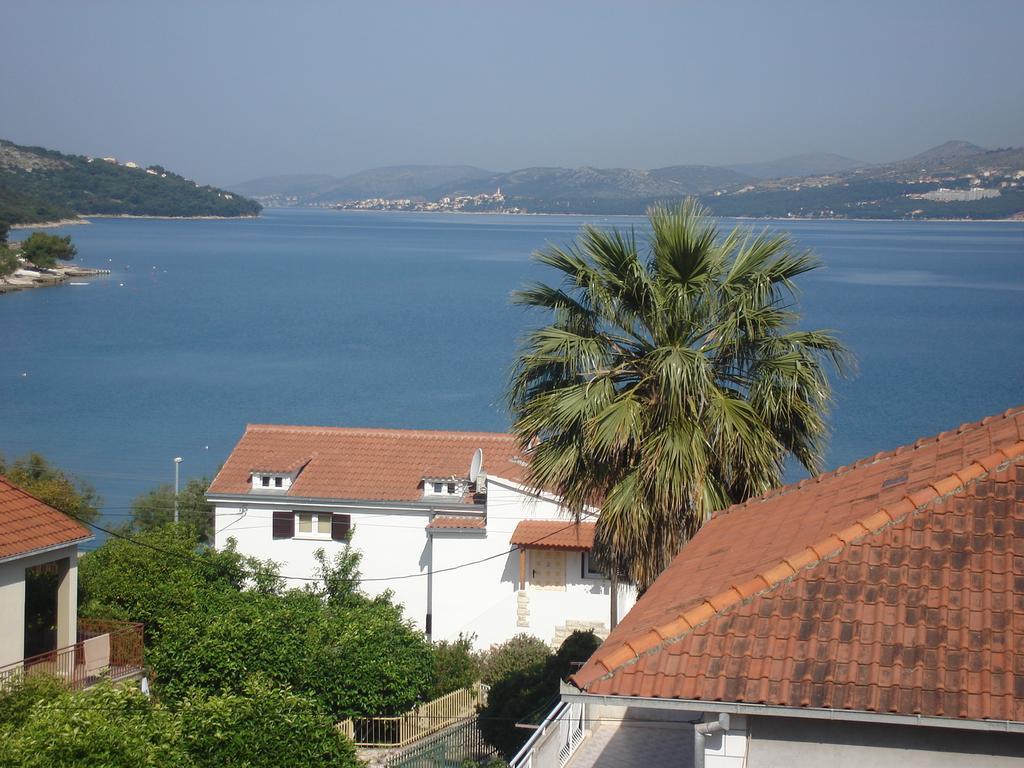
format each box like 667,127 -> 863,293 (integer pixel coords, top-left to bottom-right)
430,633 -> 480,699
0,674 -> 69,729
180,677 -> 360,768
478,633 -> 550,686
0,681 -> 189,768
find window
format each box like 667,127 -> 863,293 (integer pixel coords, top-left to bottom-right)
446,482 -> 456,494
274,476 -> 283,488
296,512 -> 332,538
261,476 -> 270,487
582,551 -> 606,579
433,482 -> 443,494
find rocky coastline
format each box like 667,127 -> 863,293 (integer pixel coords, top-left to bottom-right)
0,263 -> 110,294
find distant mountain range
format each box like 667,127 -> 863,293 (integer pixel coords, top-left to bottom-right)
0,139 -> 261,225
232,140 -> 1024,220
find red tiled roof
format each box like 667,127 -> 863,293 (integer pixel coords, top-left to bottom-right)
208,425 -> 527,503
511,520 -> 596,550
426,514 -> 487,530
572,406 -> 1024,724
0,476 -> 93,560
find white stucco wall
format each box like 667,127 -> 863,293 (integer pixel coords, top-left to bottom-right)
0,544 -> 80,668
745,716 -> 1024,767
212,476 -> 636,649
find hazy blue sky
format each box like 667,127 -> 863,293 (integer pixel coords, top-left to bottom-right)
3,1 -> 1022,186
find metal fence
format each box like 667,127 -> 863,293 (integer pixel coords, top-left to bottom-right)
509,701 -> 585,768
386,716 -> 500,768
0,618 -> 145,691
338,684 -> 490,748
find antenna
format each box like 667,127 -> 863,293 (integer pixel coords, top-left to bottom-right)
469,448 -> 484,483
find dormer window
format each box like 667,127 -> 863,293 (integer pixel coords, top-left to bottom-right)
275,477 -> 283,488
433,482 -> 443,494
424,478 -> 465,498
262,476 -> 270,487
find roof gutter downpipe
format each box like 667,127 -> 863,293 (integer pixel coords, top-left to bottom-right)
694,713 -> 730,768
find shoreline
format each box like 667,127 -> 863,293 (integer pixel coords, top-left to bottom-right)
11,214 -> 260,228
0,265 -> 110,295
10,218 -> 90,229
306,206 -> 1024,224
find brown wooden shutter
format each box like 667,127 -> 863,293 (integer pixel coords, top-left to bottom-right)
331,513 -> 351,541
272,510 -> 294,539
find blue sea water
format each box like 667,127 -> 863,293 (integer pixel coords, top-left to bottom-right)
1,208 -> 1021,538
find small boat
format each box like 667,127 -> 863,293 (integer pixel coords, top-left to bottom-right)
69,282 -> 90,286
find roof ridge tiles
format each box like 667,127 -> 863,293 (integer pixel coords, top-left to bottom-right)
573,435 -> 1024,691
709,406 -> 1024,521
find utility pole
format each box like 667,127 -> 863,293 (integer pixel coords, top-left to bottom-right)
173,457 -> 183,523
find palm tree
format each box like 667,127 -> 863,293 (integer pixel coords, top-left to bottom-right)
509,200 -> 851,594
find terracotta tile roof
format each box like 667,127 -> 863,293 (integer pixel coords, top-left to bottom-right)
426,514 -> 487,530
511,520 -> 596,550
208,424 -> 527,503
572,405 -> 1024,724
0,476 -> 93,560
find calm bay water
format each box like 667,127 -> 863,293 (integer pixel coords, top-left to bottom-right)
1,208 -> 1022,537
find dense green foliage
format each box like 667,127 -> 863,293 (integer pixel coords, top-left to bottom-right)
430,634 -> 481,698
478,631 -> 602,759
79,527 -> 435,720
128,477 -> 214,543
477,633 -> 552,686
19,231 -> 76,268
0,452 -> 101,523
0,678 -> 360,768
0,139 -> 261,224
0,244 -> 18,277
78,524 -> 280,641
509,201 -> 850,589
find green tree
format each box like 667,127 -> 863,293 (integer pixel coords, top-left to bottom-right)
129,477 -> 215,543
0,452 -> 101,524
509,200 -> 850,590
78,525 -> 283,642
19,231 -> 76,268
478,631 -> 602,759
0,244 -> 19,277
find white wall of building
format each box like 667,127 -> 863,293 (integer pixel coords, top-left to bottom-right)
0,545 -> 79,668
212,475 -> 636,649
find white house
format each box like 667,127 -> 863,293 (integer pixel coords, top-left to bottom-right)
207,424 -> 635,648
513,405 -> 1024,768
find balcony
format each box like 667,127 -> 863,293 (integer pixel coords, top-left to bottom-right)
0,618 -> 145,691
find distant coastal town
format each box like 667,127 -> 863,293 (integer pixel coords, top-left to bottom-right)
324,188 -> 524,214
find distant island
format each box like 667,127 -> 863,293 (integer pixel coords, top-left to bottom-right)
0,139 -> 262,226
233,141 -> 1024,220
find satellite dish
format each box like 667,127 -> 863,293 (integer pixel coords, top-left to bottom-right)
469,448 -> 484,483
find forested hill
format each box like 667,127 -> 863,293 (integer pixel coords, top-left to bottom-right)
0,140 -> 261,225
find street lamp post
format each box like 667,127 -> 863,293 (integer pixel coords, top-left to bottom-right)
173,457 -> 183,523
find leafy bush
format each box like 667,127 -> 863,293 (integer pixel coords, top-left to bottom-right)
478,633 -> 551,686
430,633 -> 480,698
0,681 -> 189,768
0,244 -> 19,277
478,631 -> 602,759
180,677 -> 360,768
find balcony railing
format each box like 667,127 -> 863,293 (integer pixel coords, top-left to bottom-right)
510,700 -> 586,768
0,618 -> 145,692
338,683 -> 489,748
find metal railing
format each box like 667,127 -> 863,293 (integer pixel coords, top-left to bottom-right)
0,618 -> 145,692
510,700 -> 586,768
338,683 -> 490,748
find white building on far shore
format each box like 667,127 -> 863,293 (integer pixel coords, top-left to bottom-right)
207,424 -> 635,648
